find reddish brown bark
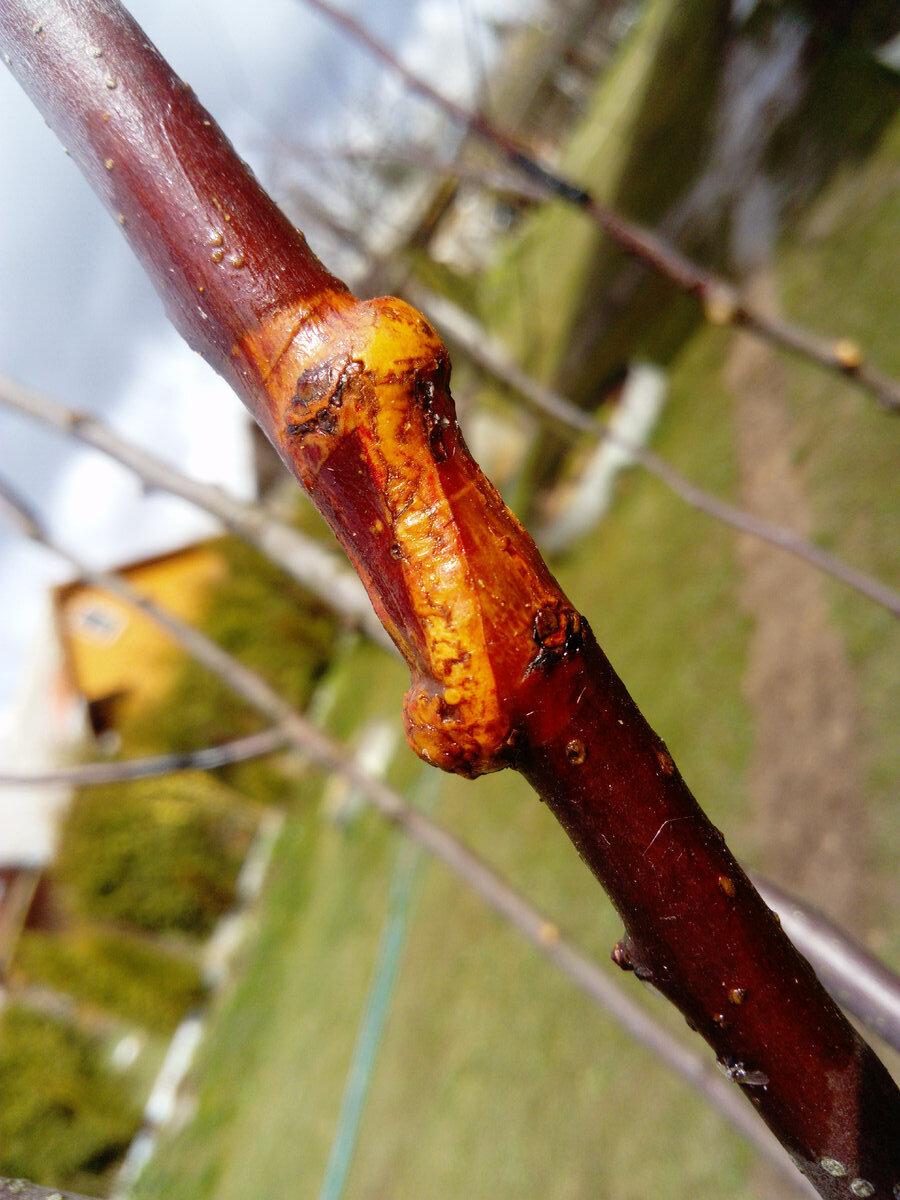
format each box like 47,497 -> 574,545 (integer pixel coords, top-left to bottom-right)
2,2 -> 899,1196
517,635 -> 900,1191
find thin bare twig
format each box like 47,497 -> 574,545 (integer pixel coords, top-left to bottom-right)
0,477 -> 806,1190
0,376 -> 393,652
271,137 -> 550,202
0,727 -> 290,785
300,0 -> 900,413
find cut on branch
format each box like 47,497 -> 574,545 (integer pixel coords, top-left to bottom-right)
0,475 -> 802,1186
3,399 -> 898,1061
2,3 -> 899,1196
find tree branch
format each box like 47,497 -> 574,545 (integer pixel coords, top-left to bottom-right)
6,320 -> 900,631
2,4 -> 898,1194
270,136 -> 551,203
0,727 -> 290,785
300,0 -> 900,414
0,477 -> 804,1189
4,388 -> 899,1061
4,436 -> 899,1063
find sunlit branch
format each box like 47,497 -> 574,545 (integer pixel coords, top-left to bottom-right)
0,475 -> 806,1189
7,339 -> 899,634
3,452 -> 898,1059
255,145 -> 900,622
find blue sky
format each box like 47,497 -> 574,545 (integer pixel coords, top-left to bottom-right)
0,0 -> 534,734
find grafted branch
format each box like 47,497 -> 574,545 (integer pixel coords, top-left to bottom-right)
6,330 -> 900,630
0,477 -> 802,1185
3,390 -> 900,1062
2,3 -> 898,1196
2,395 -> 898,1056
407,287 -> 900,618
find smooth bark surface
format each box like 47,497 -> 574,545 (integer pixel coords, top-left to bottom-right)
2,3 -> 899,1196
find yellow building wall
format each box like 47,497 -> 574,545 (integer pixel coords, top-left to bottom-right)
58,543 -> 227,726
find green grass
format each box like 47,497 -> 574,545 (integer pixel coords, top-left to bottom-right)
14,927 -> 206,1034
343,872 -> 752,1200
138,775 -> 757,1200
133,779 -> 400,1200
0,1006 -> 142,1196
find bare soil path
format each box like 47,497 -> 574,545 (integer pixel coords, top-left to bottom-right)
726,274 -> 866,926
